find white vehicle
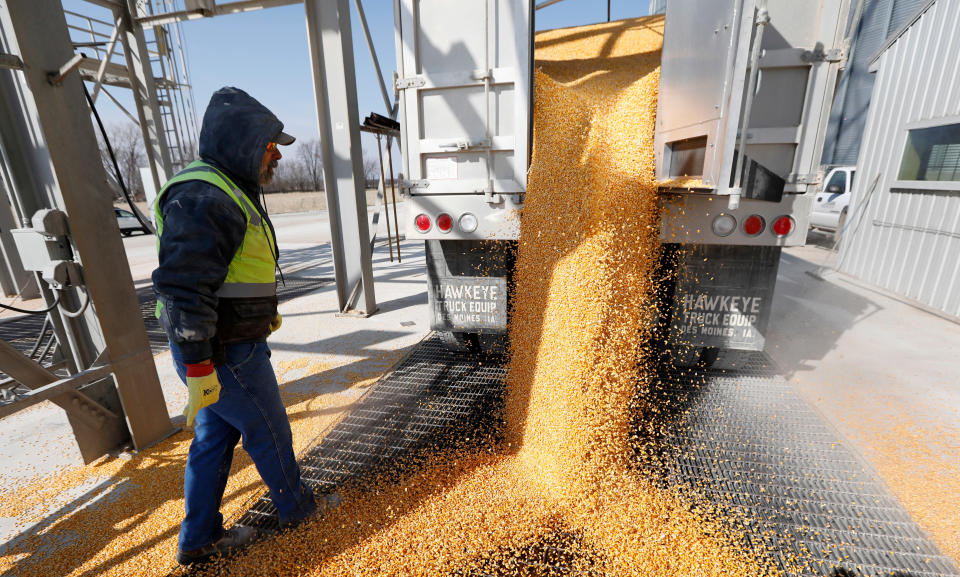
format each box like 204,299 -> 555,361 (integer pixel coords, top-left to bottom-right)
115,208 -> 147,237
809,166 -> 856,238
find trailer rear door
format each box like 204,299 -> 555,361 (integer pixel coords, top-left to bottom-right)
394,0 -> 532,200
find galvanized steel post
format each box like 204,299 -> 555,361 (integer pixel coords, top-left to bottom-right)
119,0 -> 173,193
304,0 -> 378,316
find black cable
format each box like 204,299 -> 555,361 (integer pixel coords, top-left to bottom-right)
80,76 -> 156,235
0,293 -> 61,315
258,185 -> 285,287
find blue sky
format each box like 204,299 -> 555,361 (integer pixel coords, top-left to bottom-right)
69,0 -> 650,155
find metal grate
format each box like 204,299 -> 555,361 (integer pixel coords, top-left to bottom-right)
645,357 -> 960,577
276,276 -> 334,303
235,336 -> 507,531
227,340 -> 957,576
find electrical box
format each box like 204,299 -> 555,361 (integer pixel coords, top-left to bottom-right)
11,209 -> 82,288
11,229 -> 70,272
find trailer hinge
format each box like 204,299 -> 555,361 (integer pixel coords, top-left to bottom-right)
791,172 -> 822,185
801,47 -> 844,63
485,191 -> 504,204
439,138 -> 490,151
403,179 -> 430,191
395,75 -> 425,90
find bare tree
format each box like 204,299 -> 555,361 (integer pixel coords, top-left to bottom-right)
256,141 -> 381,193
363,150 -> 380,189
296,139 -> 324,192
98,123 -> 146,201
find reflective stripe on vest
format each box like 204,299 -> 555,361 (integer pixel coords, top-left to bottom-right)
154,161 -> 277,304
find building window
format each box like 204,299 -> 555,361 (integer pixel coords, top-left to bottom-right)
898,122 -> 960,182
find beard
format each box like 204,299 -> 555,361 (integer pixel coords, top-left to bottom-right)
260,159 -> 278,185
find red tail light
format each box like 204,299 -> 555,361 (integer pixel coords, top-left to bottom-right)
743,215 -> 765,236
772,215 -> 794,237
436,213 -> 453,232
415,214 -> 431,233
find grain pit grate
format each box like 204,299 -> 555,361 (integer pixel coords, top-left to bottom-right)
226,341 -> 957,577
643,356 -> 960,577
234,335 -> 507,532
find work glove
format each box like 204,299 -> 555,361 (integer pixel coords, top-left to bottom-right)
270,313 -> 282,334
183,360 -> 221,427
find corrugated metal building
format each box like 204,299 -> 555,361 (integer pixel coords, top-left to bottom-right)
838,0 -> 960,318
822,0 -> 928,167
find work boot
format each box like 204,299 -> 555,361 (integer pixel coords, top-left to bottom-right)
279,492 -> 343,530
176,525 -> 261,565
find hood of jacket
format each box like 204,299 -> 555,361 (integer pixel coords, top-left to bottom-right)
198,87 -> 285,195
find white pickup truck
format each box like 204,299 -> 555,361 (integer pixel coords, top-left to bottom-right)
809,166 -> 856,240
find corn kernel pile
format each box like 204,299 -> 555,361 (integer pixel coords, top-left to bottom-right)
202,15 -> 774,576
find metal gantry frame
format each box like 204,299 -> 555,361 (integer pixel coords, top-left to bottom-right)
61,0 -> 200,192
0,0 -> 399,460
0,0 -> 176,461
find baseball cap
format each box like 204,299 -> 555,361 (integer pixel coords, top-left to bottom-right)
275,130 -> 296,146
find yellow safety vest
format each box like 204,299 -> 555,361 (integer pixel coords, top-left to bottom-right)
154,161 -> 277,317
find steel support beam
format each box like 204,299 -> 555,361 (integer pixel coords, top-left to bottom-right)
305,0 -> 377,315
0,176 -> 36,298
137,0 -> 304,27
535,0 -> 567,10
0,339 -> 128,463
90,13 -> 124,103
352,0 -> 391,114
1,0 -> 175,454
0,52 -> 22,69
118,1 -> 172,194
2,7 -> 105,371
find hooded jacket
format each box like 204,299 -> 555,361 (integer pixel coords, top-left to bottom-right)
152,87 -> 284,364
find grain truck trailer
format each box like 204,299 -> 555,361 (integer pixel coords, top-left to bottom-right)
394,0 -> 848,358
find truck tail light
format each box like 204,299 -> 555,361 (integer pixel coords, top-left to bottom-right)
711,214 -> 736,237
772,215 -> 794,237
415,214 -> 431,233
436,213 -> 453,232
743,214 -> 765,236
459,213 -> 478,233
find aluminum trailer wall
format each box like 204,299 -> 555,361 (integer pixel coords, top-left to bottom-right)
838,0 -> 960,318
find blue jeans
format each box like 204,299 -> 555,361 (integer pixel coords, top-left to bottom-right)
170,340 -> 315,551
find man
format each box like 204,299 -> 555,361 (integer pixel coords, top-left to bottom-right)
153,87 -> 337,566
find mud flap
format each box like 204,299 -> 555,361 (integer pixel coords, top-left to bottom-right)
667,244 -> 780,352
